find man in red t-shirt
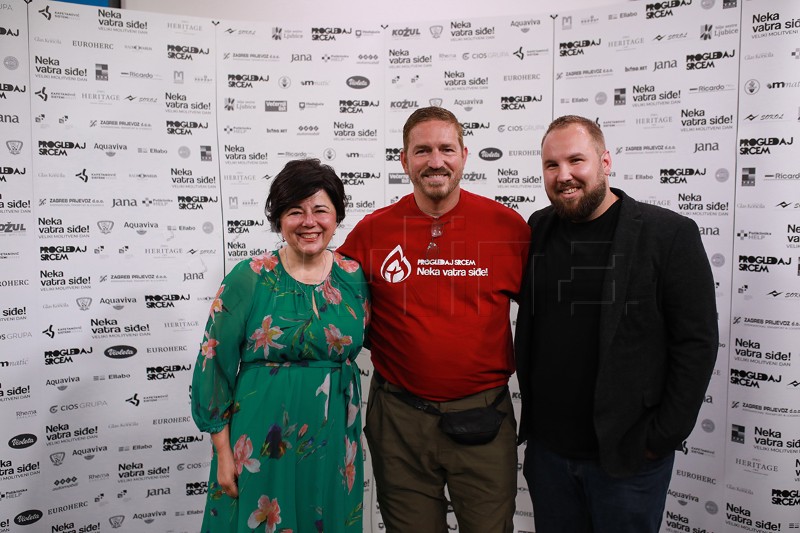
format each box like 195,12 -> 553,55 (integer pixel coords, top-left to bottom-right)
339,107 -> 530,532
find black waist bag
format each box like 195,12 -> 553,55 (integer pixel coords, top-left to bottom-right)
389,387 -> 508,446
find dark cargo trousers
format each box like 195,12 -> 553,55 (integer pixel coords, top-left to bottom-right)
364,375 -> 517,533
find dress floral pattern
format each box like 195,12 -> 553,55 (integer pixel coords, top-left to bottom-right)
191,251 -> 369,533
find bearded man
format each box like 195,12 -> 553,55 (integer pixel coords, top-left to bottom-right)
514,115 -> 718,533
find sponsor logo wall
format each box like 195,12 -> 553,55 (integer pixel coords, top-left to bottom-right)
725,2 -> 800,533
0,0 -> 797,531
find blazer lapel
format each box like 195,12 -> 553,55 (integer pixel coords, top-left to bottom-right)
598,190 -> 642,359
530,208 -> 557,261
518,207 -> 556,307
527,209 -> 558,305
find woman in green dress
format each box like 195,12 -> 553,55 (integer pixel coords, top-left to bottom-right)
191,159 -> 369,532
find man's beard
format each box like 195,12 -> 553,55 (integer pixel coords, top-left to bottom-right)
412,171 -> 459,202
549,174 -> 607,222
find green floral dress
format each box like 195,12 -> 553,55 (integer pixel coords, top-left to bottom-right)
191,250 -> 369,533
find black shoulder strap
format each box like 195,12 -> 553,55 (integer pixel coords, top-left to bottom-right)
389,386 -> 507,416
388,390 -> 443,416
490,387 -> 507,407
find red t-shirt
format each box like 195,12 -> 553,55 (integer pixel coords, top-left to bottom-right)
339,190 -> 531,401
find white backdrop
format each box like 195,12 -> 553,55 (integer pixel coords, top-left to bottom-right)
122,0 -> 623,26
0,0 -> 799,531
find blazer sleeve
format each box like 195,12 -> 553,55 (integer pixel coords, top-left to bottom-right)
645,217 -> 718,455
513,209 -> 544,445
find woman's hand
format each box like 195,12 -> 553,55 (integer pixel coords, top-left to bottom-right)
211,426 -> 239,498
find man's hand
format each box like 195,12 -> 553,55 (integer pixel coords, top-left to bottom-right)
644,448 -> 660,461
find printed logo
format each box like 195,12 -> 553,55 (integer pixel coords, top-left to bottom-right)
14,509 -> 43,526
478,147 -> 503,161
380,245 -> 412,283
346,76 -> 370,89
8,433 -> 37,449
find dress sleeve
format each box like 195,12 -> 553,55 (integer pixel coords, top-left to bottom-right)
332,252 -> 371,347
191,260 -> 258,434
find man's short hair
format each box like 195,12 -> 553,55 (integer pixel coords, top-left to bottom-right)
402,106 -> 464,151
542,115 -> 606,154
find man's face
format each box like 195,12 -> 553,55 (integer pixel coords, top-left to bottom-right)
541,123 -> 611,222
400,120 -> 467,204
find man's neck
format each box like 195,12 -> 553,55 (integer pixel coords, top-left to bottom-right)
413,188 -> 461,218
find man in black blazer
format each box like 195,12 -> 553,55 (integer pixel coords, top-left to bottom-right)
514,115 -> 718,533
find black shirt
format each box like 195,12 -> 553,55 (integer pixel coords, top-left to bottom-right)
530,199 -> 621,458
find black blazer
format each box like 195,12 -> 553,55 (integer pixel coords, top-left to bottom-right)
514,188 -> 718,477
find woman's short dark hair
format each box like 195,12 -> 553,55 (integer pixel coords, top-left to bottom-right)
265,159 -> 346,232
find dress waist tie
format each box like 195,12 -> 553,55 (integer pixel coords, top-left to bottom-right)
239,359 -> 361,427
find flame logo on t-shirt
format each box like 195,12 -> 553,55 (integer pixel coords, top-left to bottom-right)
380,245 -> 412,283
